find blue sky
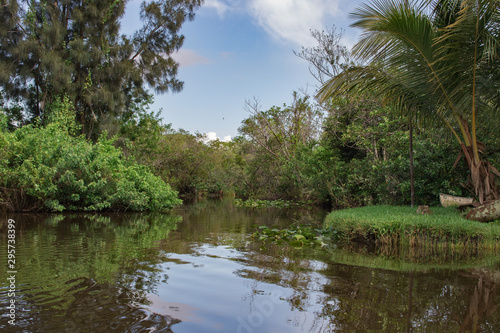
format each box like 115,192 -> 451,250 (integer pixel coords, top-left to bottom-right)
123,0 -> 366,140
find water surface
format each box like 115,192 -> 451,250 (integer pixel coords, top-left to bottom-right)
1,199 -> 499,332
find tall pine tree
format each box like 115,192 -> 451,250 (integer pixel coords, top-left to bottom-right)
0,0 -> 202,137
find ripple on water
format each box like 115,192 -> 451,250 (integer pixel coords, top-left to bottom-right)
1,202 -> 500,332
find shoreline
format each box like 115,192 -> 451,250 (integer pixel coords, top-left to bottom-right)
324,205 -> 500,251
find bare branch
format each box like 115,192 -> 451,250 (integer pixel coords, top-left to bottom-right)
294,25 -> 351,85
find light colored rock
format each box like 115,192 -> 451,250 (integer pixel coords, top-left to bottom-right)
466,200 -> 500,222
439,193 -> 474,207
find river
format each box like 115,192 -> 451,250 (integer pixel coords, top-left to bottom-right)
1,199 -> 499,332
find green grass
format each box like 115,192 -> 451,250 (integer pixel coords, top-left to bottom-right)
325,205 -> 500,251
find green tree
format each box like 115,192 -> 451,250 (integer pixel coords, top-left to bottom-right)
0,107 -> 182,212
239,93 -> 323,162
302,94 -> 467,207
0,0 -> 202,137
120,108 -> 247,197
238,93 -> 324,200
317,0 -> 500,202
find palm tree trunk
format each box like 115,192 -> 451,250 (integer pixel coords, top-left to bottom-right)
457,135 -> 499,203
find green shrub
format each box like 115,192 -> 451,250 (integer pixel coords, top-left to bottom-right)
120,109 -> 247,197
0,120 -> 181,212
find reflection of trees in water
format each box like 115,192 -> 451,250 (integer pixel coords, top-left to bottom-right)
167,198 -> 327,253
18,277 -> 180,333
236,241 -> 500,332
235,243 -> 337,331
460,269 -> 500,333
317,266 -> 500,332
2,202 -> 499,332
0,213 -> 182,331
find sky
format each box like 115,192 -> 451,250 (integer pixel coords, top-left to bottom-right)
122,0 -> 366,141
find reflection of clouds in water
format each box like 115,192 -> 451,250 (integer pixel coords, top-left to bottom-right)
146,293 -> 203,323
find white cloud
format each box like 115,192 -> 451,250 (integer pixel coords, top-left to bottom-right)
171,49 -> 210,67
205,131 -> 218,141
203,0 -> 348,47
204,0 -> 231,18
248,0 -> 342,47
200,132 -> 232,144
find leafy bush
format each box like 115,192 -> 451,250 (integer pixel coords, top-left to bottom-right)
0,111 -> 181,212
120,109 -> 247,197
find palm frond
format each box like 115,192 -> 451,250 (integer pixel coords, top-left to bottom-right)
317,0 -> 500,201
346,0 -> 460,120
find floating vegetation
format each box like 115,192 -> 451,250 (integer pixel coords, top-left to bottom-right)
234,198 -> 313,208
251,224 -> 336,248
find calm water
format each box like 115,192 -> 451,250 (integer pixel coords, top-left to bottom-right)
1,199 -> 499,332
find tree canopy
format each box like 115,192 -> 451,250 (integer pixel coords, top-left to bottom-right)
0,0 -> 202,137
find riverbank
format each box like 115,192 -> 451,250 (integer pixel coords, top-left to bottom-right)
324,206 -> 500,251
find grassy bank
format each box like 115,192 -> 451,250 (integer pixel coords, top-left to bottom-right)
325,206 -> 500,251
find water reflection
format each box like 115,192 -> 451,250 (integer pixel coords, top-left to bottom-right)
0,199 -> 499,332
0,213 -> 181,332
459,269 -> 500,333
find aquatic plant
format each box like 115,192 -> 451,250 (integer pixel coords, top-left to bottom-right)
251,224 -> 336,248
234,198 -> 312,208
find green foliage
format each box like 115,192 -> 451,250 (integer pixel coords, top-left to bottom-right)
109,88 -> 477,208
306,96 -> 469,207
317,0 -> 500,201
238,93 -> 324,200
45,95 -> 81,135
0,108 -> 7,132
234,90 -> 470,206
321,138 -> 468,207
201,138 -> 249,196
0,121 -> 181,212
120,108 -> 247,197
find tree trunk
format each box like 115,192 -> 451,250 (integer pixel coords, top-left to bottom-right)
460,143 -> 499,203
456,118 -> 499,203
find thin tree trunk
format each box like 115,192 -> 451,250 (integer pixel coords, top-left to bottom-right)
405,0 -> 415,208
410,119 -> 415,207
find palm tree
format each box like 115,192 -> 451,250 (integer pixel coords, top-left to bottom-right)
317,0 -> 500,203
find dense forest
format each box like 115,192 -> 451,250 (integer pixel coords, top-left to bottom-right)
1,0 -> 499,212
